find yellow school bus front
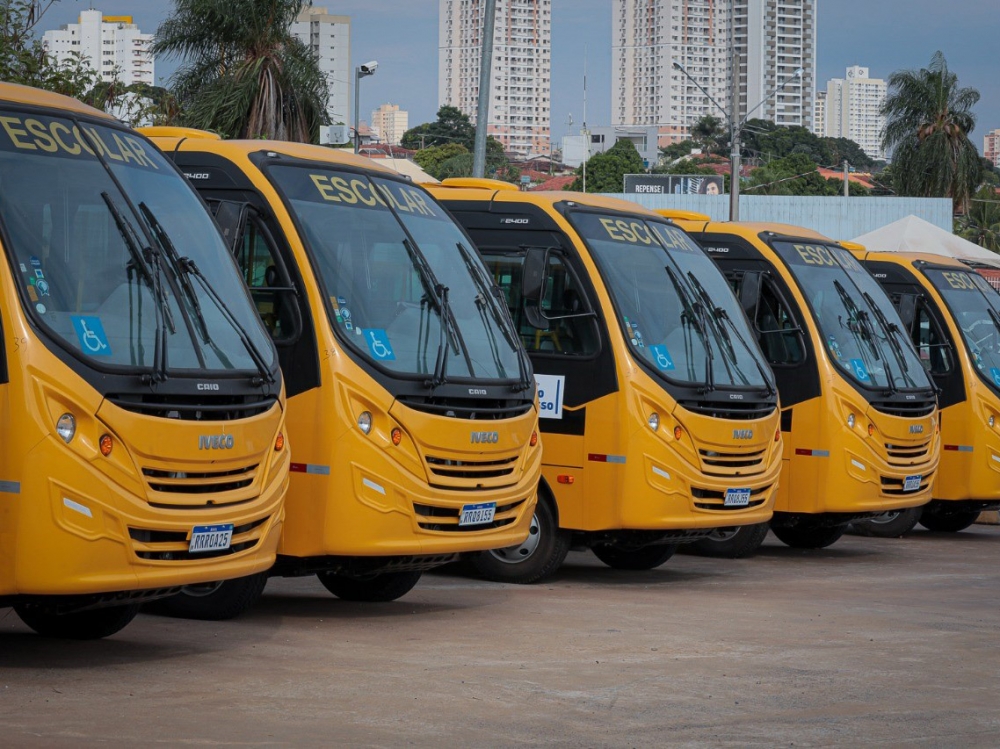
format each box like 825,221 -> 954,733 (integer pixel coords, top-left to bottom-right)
672,217 -> 938,548
429,182 -> 780,578
852,249 -> 1000,532
142,132 -> 540,600
0,85 -> 288,636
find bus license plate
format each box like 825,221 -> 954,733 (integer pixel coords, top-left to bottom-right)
459,502 -> 496,527
189,524 -> 234,553
903,475 -> 921,492
724,488 -> 752,507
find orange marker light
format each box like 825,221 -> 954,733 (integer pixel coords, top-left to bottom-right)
530,430 -> 538,447
557,474 -> 575,484
674,426 -> 683,440
867,423 -> 875,437
391,427 -> 402,446
774,428 -> 780,443
274,432 -> 285,451
99,434 -> 113,457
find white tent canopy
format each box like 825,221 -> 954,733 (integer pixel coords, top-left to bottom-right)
852,214 -> 1000,269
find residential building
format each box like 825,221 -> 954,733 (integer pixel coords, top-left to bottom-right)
42,9 -> 154,85
438,0 -> 552,157
985,129 -> 1000,168
813,90 -> 826,137
825,66 -> 887,161
611,0 -> 816,141
561,126 -> 660,169
371,104 -> 409,146
290,6 -> 350,127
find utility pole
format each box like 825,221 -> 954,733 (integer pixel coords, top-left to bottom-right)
582,50 -> 589,193
472,0 -> 497,179
729,50 -> 742,221
843,160 -> 850,197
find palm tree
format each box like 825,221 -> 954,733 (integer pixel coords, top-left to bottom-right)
881,51 -> 982,212
153,0 -> 328,143
957,186 -> 1000,252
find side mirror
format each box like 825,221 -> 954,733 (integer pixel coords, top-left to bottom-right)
522,247 -> 549,329
740,271 -> 763,320
896,293 -> 918,334
211,200 -> 250,256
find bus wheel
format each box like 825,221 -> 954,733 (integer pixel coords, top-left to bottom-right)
689,522 -> 770,558
592,543 -> 677,570
918,508 -> 980,533
145,572 -> 269,621
471,498 -> 570,584
14,603 -> 140,639
317,571 -> 423,602
852,507 -> 923,538
771,524 -> 846,549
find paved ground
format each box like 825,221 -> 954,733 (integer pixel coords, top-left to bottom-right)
1,526 -> 998,747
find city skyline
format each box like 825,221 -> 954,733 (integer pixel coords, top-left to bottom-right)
35,0 -> 1000,154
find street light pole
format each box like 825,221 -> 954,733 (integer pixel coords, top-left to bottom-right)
473,0 -> 498,178
354,61 -> 378,154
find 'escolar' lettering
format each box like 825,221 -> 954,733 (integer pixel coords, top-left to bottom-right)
0,114 -> 160,169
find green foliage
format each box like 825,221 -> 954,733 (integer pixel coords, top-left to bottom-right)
153,0 -> 328,142
881,51 -> 982,212
434,152 -> 520,184
401,105 -> 476,150
0,1 -> 95,97
569,139 -> 645,193
659,138 -> 699,162
956,186 -> 1000,251
413,143 -> 468,179
690,115 -> 728,156
743,153 -> 870,197
740,119 -> 876,170
653,158 -> 719,176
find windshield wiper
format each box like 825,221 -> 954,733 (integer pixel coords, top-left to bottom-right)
101,191 -> 173,381
137,202 -> 273,385
833,279 -> 895,395
665,265 -> 714,393
862,290 -> 921,391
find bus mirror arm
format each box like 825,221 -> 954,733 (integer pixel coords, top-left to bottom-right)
740,271 -> 763,321
896,293 -> 918,334
521,246 -> 550,329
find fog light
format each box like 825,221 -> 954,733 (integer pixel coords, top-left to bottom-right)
56,413 -> 76,443
99,434 -> 113,457
674,426 -> 683,440
358,411 -> 372,435
529,430 -> 538,447
648,412 -> 660,431
847,413 -> 855,428
391,427 -> 402,446
274,431 -> 285,451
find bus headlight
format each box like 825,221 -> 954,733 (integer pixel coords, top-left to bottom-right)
56,413 -> 76,443
358,411 -> 373,435
648,413 -> 660,431
990,415 -> 995,429
847,413 -> 856,428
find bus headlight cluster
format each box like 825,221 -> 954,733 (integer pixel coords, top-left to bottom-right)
56,413 -> 76,443
357,411 -> 373,435
648,412 -> 660,432
846,413 -> 856,429
990,415 -> 995,429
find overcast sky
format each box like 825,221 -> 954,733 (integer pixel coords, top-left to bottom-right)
39,0 -> 1000,151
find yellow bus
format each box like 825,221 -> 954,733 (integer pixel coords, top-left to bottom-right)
428,180 -> 781,581
668,216 -> 939,553
0,86 -> 288,637
848,248 -> 1000,535
141,130 -> 541,611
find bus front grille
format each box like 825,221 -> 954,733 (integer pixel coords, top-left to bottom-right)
678,400 -> 776,420
698,448 -> 767,475
879,475 -> 931,496
128,516 -> 269,561
413,498 -> 527,532
690,484 -> 772,511
107,393 -> 277,421
869,399 -> 936,418
883,440 -> 932,465
142,464 -> 259,504
425,454 -> 519,486
397,395 -> 533,421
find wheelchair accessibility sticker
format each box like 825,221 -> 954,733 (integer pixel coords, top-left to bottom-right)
363,329 -> 395,361
849,358 -> 870,381
71,315 -> 112,356
990,367 -> 1000,388
649,345 -> 675,371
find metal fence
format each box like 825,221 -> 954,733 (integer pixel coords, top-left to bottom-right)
607,194 -> 953,242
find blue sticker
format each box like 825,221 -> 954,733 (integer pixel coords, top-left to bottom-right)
337,296 -> 347,305
850,358 -> 870,381
35,278 -> 50,297
649,344 -> 675,371
71,315 -> 112,356
29,256 -> 41,269
363,328 -> 395,361
991,368 -> 1000,388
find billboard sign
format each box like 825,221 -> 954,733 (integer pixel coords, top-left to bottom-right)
623,174 -> 725,196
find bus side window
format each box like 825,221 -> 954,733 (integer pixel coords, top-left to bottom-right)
482,251 -> 598,356
755,279 -> 804,366
914,303 -> 953,375
234,217 -> 300,344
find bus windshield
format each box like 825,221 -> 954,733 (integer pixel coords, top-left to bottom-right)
772,241 -> 931,392
570,211 -> 773,391
268,165 -> 523,383
923,268 -> 1000,389
0,109 -> 274,377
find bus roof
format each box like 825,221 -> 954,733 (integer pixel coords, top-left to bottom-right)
430,178 -> 663,217
0,82 -> 114,120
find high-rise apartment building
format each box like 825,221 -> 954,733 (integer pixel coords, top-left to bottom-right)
813,90 -> 826,137
371,104 -> 409,146
984,129 -> 1000,168
290,7 -> 350,127
438,0 -> 551,157
612,0 -> 815,143
825,66 -> 887,161
42,10 -> 154,85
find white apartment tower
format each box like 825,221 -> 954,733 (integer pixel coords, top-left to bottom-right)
371,104 -> 409,146
438,0 -> 552,157
612,0 -> 816,142
42,10 -> 154,85
825,66 -> 887,161
813,90 -> 826,137
290,7 -> 350,126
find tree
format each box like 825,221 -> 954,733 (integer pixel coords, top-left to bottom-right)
690,115 -> 728,156
569,139 -> 645,193
956,186 -> 1000,252
153,0 -> 328,142
881,51 -> 982,212
824,137 -> 877,170
742,153 -> 870,197
401,105 -> 476,150
0,0 -> 94,97
413,143 -> 468,179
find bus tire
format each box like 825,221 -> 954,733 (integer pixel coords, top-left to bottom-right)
591,542 -> 677,570
317,570 -> 423,602
14,603 -> 140,639
688,522 -> 770,558
145,572 -> 269,621
470,497 -> 570,584
852,507 -> 923,538
918,508 -> 980,533
771,524 -> 846,549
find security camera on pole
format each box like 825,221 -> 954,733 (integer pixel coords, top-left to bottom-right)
673,55 -> 803,221
354,60 -> 378,154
